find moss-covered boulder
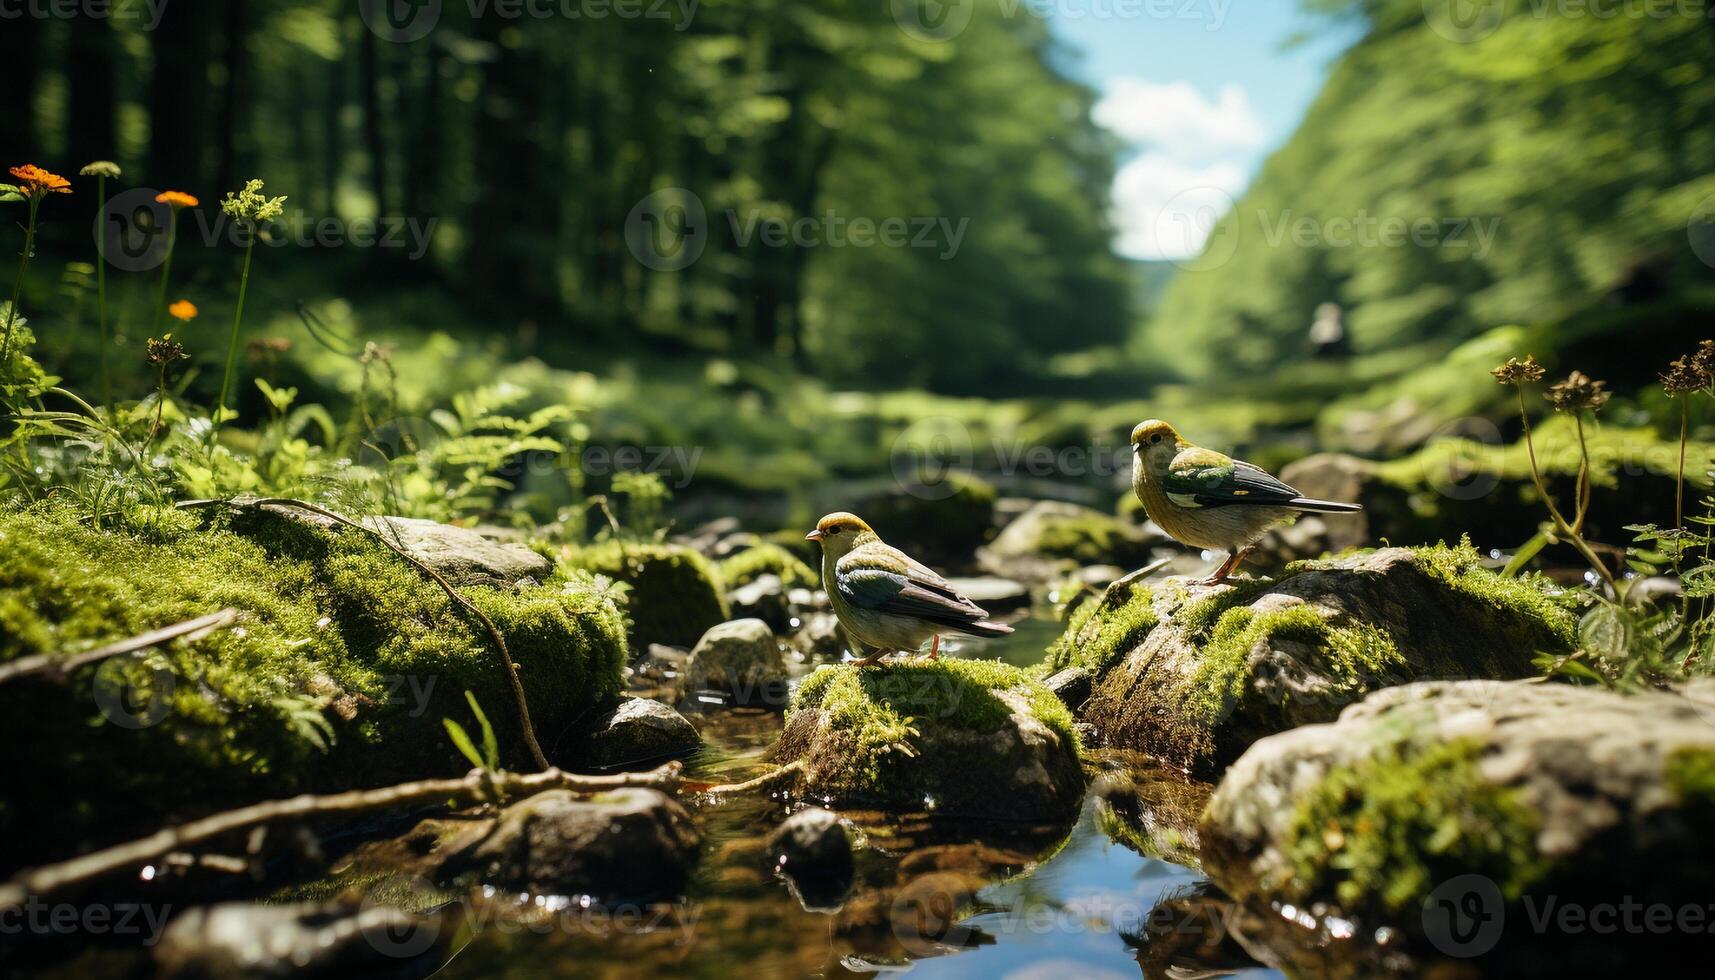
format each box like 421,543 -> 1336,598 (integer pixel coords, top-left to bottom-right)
560,540 -> 728,648
775,659 -> 1084,821
1074,544 -> 1574,777
1202,680 -> 1715,972
716,542 -> 817,591
978,500 -> 1165,582
0,504 -> 628,870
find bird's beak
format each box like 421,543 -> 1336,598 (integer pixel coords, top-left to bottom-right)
805,530 -> 822,542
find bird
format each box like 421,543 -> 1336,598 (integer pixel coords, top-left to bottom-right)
806,512 -> 1013,667
1130,419 -> 1362,585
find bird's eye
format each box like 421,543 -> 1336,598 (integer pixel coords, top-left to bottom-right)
1150,434 -> 1162,445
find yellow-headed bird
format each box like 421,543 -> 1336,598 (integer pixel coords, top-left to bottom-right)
807,512 -> 1013,666
1130,420 -> 1362,584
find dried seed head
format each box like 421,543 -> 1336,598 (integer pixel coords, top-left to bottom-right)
1545,371 -> 1610,413
1491,355 -> 1545,386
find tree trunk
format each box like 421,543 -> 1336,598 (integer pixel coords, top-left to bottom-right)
67,15 -> 118,171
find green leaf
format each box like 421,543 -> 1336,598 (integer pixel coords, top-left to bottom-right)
442,718 -> 485,771
1502,531 -> 1549,577
464,690 -> 500,771
1579,603 -> 1630,661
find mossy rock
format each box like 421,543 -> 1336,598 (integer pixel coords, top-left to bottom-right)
978,500 -> 1164,583
1202,679 -> 1715,972
775,659 -> 1084,821
560,540 -> 728,648
0,503 -> 627,870
716,542 -> 817,591
1077,544 -> 1574,777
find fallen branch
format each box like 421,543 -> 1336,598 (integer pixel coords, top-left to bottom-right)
691,759 -> 804,797
177,496 -> 550,771
0,609 -> 240,686
0,762 -> 681,908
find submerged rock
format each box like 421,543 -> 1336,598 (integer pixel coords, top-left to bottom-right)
678,618 -> 789,709
576,696 -> 701,769
775,658 -> 1084,821
440,787 -> 700,901
1202,679 -> 1715,971
1073,544 -> 1573,777
977,500 -> 1164,582
767,807 -> 855,910
155,902 -> 443,978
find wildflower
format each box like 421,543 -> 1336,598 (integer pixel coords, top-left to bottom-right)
1491,355 -> 1545,386
7,164 -> 72,198
220,179 -> 287,224
155,190 -> 199,209
1662,357 -> 1703,395
1690,339 -> 1715,380
146,333 -> 187,366
168,299 -> 198,322
79,161 -> 122,179
1545,371 -> 1610,413
361,340 -> 394,364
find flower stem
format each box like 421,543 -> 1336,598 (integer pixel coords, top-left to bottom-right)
1,196 -> 42,367
96,175 -> 111,406
214,237 -> 256,435
150,210 -> 180,339
1573,412 -> 1591,534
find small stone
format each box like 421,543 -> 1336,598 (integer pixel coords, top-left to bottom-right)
576,697 -> 701,769
678,619 -> 789,710
156,902 -> 442,978
790,611 -> 848,660
728,573 -> 791,632
766,807 -> 854,911
1044,666 -> 1093,710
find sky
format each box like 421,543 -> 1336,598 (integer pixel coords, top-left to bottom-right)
1044,1 -> 1363,260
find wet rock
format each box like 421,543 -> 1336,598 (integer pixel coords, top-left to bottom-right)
727,573 -> 791,632
440,788 -> 700,901
790,611 -> 848,660
944,576 -> 1030,613
767,807 -> 855,910
1091,757 -> 1210,867
576,697 -> 701,769
242,502 -> 552,589
1044,666 -> 1092,710
1202,679 -> 1715,971
155,902 -> 443,978
678,618 -> 789,709
1076,544 -> 1574,777
977,500 -> 1164,582
775,658 -> 1084,821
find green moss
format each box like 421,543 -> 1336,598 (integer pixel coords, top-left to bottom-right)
716,542 -> 817,591
1667,747 -> 1715,815
790,658 -> 1077,790
1030,512 -> 1154,565
1408,540 -> 1578,651
1189,605 -> 1402,728
560,540 -> 728,648
1284,737 -> 1548,913
0,502 -> 627,866
1041,577 -> 1158,678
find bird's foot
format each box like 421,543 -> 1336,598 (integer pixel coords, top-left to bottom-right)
851,649 -> 895,668
923,635 -> 940,661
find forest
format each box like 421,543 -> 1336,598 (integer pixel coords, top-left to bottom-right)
3,0 -> 1715,977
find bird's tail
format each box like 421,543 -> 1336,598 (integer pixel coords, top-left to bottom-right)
1288,497 -> 1363,514
953,620 -> 1015,638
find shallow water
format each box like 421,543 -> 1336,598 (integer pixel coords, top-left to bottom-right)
418,616 -> 1285,979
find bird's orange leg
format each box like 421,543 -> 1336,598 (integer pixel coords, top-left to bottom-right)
926,635 -> 940,661
852,648 -> 895,668
1197,546 -> 1254,586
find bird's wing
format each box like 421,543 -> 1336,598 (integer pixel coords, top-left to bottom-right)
1164,447 -> 1302,509
836,541 -> 991,628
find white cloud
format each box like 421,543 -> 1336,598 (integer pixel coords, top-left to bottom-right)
1093,79 -> 1264,163
1094,78 -> 1262,260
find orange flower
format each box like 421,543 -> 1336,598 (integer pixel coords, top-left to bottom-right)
168,299 -> 198,322
155,190 -> 199,209
8,164 -> 72,197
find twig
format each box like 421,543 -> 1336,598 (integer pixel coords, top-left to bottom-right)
0,608 -> 239,685
691,759 -> 804,797
0,762 -> 681,907
177,497 -> 551,771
